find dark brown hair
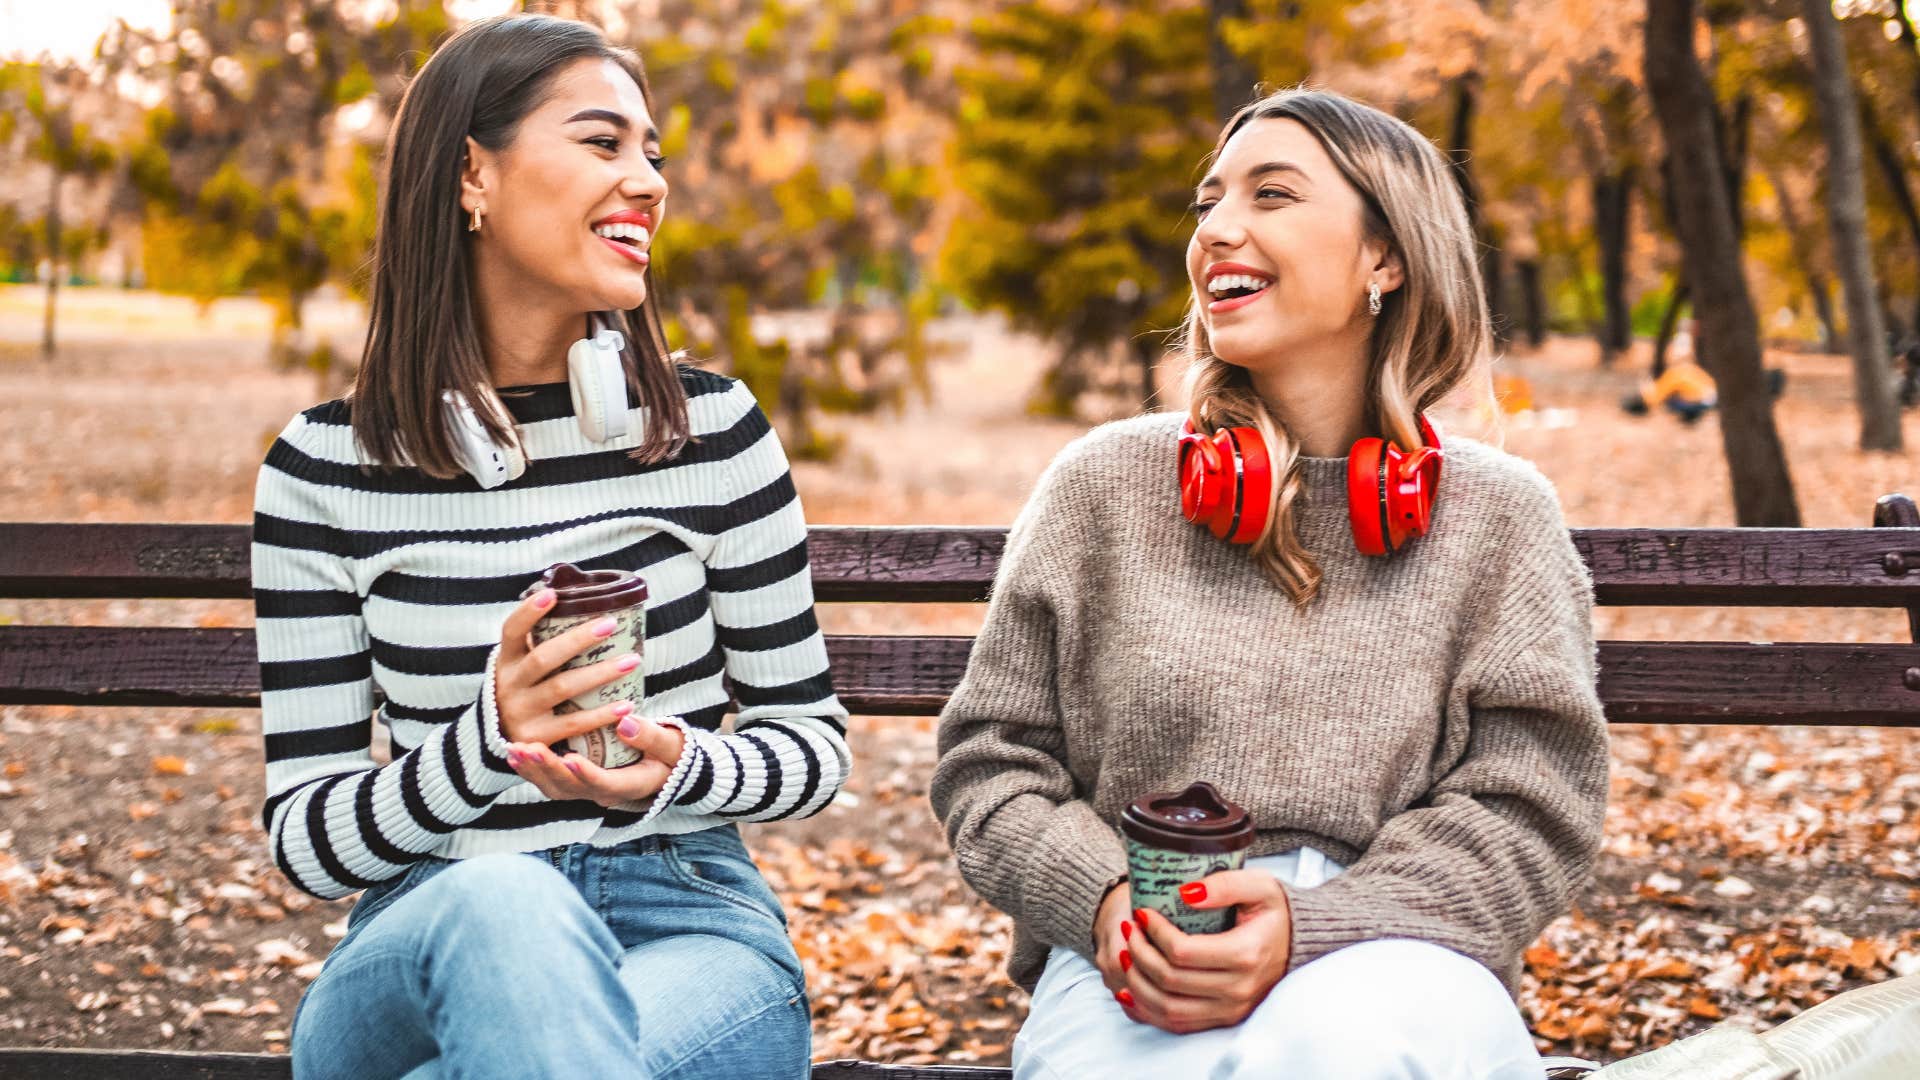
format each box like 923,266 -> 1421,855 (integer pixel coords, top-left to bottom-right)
351,14 -> 688,476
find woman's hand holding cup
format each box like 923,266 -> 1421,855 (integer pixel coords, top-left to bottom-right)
492,586 -> 685,808
1115,870 -> 1294,1034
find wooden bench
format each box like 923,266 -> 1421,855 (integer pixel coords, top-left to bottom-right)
2,494 -> 1918,1079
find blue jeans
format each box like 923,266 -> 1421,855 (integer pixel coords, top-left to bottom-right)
290,826 -> 810,1080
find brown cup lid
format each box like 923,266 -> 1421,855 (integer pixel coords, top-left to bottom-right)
1120,781 -> 1254,855
521,562 -> 648,618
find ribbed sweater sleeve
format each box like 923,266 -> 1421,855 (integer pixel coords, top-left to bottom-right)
929,449 -> 1127,963
654,384 -> 853,822
253,414 -> 520,901
1279,475 -> 1610,988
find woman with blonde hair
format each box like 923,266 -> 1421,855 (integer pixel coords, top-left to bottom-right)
932,88 -> 1608,1078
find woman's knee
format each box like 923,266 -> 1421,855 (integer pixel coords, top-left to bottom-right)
408,854 -> 608,951
1229,940 -> 1534,1078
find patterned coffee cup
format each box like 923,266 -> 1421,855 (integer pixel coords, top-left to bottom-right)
521,562 -> 648,768
1120,781 -> 1255,935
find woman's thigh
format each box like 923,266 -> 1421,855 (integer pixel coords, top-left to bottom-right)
1014,940 -> 1540,1080
597,827 -> 811,1079
292,853 -> 630,1080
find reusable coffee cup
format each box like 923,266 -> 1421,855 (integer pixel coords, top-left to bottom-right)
1120,781 -> 1255,935
520,562 -> 648,768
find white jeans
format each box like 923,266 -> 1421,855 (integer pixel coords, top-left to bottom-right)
1012,848 -> 1544,1080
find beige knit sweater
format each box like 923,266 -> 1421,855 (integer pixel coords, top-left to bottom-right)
929,412 -> 1609,994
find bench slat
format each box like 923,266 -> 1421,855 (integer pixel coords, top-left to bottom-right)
0,1049 -> 1014,1080
0,1049 -> 289,1080
3,522 -> 1920,607
2,626 -> 1916,727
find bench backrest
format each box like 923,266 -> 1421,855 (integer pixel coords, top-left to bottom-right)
1,495 -> 1918,726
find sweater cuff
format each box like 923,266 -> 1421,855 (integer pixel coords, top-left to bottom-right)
622,715 -> 704,822
1280,875 -> 1380,974
464,644 -> 519,795
657,720 -> 732,815
1024,809 -> 1130,961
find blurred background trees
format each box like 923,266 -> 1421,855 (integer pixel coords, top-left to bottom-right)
2,0 -> 1916,516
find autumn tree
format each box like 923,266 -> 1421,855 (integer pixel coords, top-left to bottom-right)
1644,0 -> 1799,525
621,0 -> 954,454
97,0 -> 451,371
1798,0 -> 1901,451
941,1 -> 1219,413
0,62 -> 117,357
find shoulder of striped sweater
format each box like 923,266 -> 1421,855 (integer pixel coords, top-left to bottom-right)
299,397 -> 353,428
263,399 -> 351,461
1438,434 -> 1566,529
677,362 -> 747,404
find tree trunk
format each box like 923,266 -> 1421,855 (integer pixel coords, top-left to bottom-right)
1859,97 -> 1920,339
1444,80 -> 1510,345
1517,258 -> 1545,348
1644,0 -> 1799,525
1801,0 -> 1903,450
1593,167 -> 1634,362
1131,335 -> 1159,409
1653,283 -> 1688,380
1762,161 -> 1839,351
42,168 -> 62,359
1208,0 -> 1260,122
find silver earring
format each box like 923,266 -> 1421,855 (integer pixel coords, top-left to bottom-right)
1367,281 -> 1382,317
468,206 -> 483,233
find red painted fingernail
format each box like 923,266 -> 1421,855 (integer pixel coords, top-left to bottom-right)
1120,920 -> 1133,941
616,653 -> 641,672
1115,989 -> 1134,1007
1120,950 -> 1132,972
593,617 -> 619,637
534,589 -> 555,610
1135,908 -> 1151,926
1180,883 -> 1207,904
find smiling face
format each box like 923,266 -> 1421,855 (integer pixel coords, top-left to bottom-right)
461,56 -> 666,315
1185,117 -> 1399,376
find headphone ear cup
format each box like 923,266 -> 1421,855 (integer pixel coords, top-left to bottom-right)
442,390 -> 527,490
568,329 -> 631,443
1227,427 -> 1273,544
1346,436 -> 1389,556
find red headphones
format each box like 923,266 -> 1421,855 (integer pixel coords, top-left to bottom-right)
1178,414 -> 1442,556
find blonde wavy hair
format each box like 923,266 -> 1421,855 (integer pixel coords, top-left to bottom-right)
1182,88 -> 1495,607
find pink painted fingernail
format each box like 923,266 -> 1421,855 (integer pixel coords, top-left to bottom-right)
618,716 -> 640,739
616,653 -> 641,672
612,701 -> 635,718
565,760 -> 584,777
506,750 -> 522,767
592,617 -> 619,637
533,589 -> 556,610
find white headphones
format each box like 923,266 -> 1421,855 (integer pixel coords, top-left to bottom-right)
392,313 -> 631,489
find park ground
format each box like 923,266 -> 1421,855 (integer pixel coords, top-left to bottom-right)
0,284 -> 1918,1064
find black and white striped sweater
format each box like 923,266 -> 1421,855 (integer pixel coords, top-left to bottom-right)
252,366 -> 851,900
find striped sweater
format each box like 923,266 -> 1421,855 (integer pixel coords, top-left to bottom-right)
252,366 -> 851,900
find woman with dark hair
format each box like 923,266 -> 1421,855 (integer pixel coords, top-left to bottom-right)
932,88 -> 1609,1078
256,15 -> 846,1079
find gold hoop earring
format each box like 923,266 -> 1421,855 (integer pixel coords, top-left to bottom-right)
1367,280 -> 1382,317
468,206 -> 484,233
